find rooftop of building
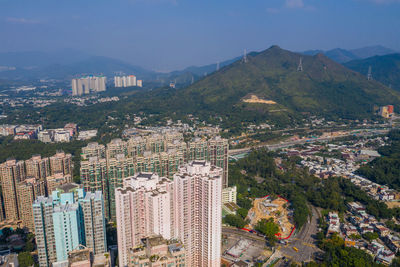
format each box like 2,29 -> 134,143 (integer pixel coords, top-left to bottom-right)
191,160 -> 207,166
86,142 -> 103,148
53,202 -> 79,213
67,245 -> 91,263
34,195 -> 53,205
136,172 -> 156,180
144,235 -> 167,247
83,191 -> 103,200
57,183 -> 81,193
168,242 -> 184,254
93,253 -> 109,267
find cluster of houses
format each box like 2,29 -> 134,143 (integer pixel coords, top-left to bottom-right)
301,155 -> 358,179
350,174 -> 399,201
63,96 -> 120,106
291,138 -> 399,202
0,124 -> 43,140
300,153 -> 400,202
326,203 -> 400,265
0,123 -> 98,143
284,138 -> 400,265
38,123 -> 78,143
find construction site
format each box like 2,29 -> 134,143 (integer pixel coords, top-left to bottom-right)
246,195 -> 295,239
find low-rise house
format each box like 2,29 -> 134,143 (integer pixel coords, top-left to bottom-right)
343,224 -> 358,237
327,212 -> 340,235
367,241 -> 385,255
359,225 -> 374,234
128,236 -> 185,267
375,224 -> 390,237
347,202 -> 365,215
376,250 -> 395,266
384,235 -> 400,253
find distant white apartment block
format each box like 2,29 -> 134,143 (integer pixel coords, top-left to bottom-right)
222,185 -> 237,204
77,130 -> 98,140
114,75 -> 137,87
72,76 -> 106,96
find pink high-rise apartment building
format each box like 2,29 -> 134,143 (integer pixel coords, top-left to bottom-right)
173,161 -> 222,267
115,172 -> 174,267
116,161 -> 222,267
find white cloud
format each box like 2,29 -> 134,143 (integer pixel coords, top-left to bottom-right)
285,0 -> 304,8
5,17 -> 41,24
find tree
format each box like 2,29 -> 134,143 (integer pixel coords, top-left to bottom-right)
223,214 -> 247,228
18,252 -> 34,267
237,208 -> 248,219
391,257 -> 400,267
1,227 -> 12,238
363,232 -> 379,242
255,218 -> 279,244
349,234 -> 361,240
24,241 -> 34,252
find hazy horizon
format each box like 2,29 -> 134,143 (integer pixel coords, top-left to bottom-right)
1,0 -> 400,71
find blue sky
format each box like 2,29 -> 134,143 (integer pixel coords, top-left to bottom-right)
0,0 -> 399,71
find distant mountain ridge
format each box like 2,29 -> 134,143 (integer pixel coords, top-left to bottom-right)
152,56 -> 242,86
0,49 -> 92,68
161,45 -> 400,123
0,45 -> 397,86
0,55 -> 157,81
302,45 -> 396,63
344,53 -> 400,91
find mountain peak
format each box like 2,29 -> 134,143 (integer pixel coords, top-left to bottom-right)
269,45 -> 282,50
180,45 -> 400,121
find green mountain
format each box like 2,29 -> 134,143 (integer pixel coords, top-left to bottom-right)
344,53 -> 400,91
168,46 -> 400,122
7,46 -> 399,134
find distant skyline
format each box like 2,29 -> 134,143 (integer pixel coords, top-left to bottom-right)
0,0 -> 399,71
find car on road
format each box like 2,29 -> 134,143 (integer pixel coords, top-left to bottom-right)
293,247 -> 299,252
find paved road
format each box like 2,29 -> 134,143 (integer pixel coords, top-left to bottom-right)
275,206 -> 323,265
222,226 -> 267,244
229,128 -> 390,156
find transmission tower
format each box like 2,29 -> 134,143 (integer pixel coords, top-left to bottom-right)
297,57 -> 303,72
367,66 -> 372,81
243,49 -> 248,63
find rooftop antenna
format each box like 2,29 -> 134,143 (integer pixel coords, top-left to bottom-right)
243,49 -> 248,63
216,61 -> 220,71
367,66 -> 372,81
297,57 -> 303,72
